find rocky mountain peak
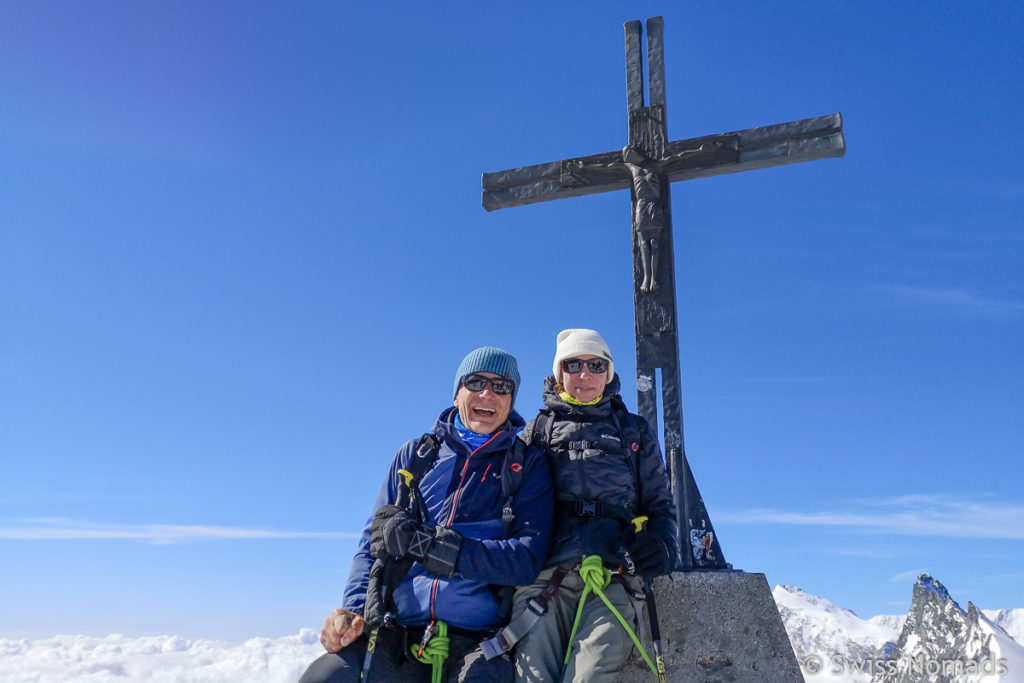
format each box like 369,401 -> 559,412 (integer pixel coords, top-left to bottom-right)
871,573 -> 1017,682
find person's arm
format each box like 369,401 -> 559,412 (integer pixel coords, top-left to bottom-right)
451,441 -> 554,586
634,416 -> 680,570
560,155 -> 631,188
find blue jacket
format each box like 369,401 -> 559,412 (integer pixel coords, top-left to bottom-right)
342,406 -> 554,631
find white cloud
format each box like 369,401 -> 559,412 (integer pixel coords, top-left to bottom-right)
0,519 -> 360,544
889,569 -> 929,583
871,285 -> 1024,315
829,548 -> 895,560
0,630 -> 324,683
717,495 -> 1024,540
932,181 -> 1024,200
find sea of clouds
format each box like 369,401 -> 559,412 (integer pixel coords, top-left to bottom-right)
0,629 -> 324,683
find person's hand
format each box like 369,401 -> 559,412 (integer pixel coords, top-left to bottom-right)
626,529 -> 672,577
369,505 -> 422,559
368,504 -> 465,578
319,608 -> 364,653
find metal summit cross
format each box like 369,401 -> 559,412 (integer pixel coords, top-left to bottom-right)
482,17 -> 844,570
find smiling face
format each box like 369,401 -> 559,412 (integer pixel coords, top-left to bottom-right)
561,354 -> 609,404
454,372 -> 513,434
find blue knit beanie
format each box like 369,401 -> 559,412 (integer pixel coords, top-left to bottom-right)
453,346 -> 520,405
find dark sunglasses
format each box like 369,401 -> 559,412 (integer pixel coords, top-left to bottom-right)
561,357 -> 609,375
462,374 -> 515,395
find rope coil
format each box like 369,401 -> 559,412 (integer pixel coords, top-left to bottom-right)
410,620 -> 449,683
562,555 -> 662,680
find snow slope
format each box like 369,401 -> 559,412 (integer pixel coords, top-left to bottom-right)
774,584 -> 900,683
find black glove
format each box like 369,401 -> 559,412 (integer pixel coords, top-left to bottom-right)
368,505 -> 465,578
369,505 -> 420,559
364,555 -> 413,627
409,525 -> 465,579
626,529 -> 672,577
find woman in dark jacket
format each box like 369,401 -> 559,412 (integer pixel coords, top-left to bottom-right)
510,329 -> 679,682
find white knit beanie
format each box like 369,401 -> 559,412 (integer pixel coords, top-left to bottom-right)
553,328 -> 614,383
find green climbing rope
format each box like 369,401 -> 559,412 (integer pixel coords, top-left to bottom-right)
410,620 -> 449,683
562,555 -> 661,680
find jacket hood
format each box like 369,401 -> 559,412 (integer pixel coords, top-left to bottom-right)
433,405 -> 525,455
541,373 -> 623,420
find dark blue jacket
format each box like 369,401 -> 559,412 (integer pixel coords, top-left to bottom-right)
342,406 -> 553,631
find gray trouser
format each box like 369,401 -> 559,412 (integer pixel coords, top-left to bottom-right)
511,564 -> 643,683
298,623 -> 512,683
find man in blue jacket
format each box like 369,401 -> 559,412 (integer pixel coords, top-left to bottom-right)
299,347 -> 554,683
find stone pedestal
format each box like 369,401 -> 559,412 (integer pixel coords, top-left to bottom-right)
618,570 -> 804,683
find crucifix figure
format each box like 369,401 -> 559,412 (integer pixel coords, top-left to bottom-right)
482,17 -> 844,570
564,140 -> 729,294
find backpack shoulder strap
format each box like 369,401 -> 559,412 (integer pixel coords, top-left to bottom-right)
528,409 -> 554,452
408,432 -> 441,479
500,438 -> 527,538
403,433 -> 441,519
609,396 -> 643,503
492,438 -> 529,622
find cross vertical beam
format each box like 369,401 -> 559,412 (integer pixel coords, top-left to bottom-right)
624,21 -> 644,110
481,16 -> 844,571
646,17 -> 666,108
624,18 -> 724,571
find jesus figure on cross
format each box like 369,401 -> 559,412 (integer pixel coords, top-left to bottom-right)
564,141 -> 723,294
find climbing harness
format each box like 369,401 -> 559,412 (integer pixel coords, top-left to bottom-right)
479,565 -> 570,660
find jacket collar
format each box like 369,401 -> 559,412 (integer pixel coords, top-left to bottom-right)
434,405 -> 524,456
541,373 -> 622,420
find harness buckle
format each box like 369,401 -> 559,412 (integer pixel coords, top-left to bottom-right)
480,634 -> 507,661
580,501 -> 598,516
525,597 -> 545,617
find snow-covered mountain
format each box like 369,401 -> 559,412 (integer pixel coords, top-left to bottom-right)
871,575 -> 1024,683
774,584 -> 900,683
983,610 -> 1024,648
774,574 -> 1024,683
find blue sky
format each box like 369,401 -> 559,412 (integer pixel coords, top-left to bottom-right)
1,2 -> 1021,640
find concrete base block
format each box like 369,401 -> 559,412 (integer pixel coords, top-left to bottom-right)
618,570 -> 804,683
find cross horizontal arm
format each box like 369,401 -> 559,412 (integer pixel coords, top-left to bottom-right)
480,148 -> 628,191
480,112 -> 844,212
481,149 -> 629,212
663,112 -> 845,184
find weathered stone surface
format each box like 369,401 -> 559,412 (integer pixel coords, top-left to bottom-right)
618,570 -> 805,683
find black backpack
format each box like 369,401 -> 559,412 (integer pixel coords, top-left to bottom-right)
528,394 -> 645,515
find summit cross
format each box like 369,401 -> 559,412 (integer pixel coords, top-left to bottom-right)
482,17 -> 845,570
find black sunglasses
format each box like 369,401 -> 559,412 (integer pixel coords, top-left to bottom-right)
463,374 -> 515,395
561,357 -> 609,375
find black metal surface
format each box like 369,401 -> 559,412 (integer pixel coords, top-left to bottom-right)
481,114 -> 843,212
624,20 -> 644,111
481,16 -> 845,570
645,17 -> 666,108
